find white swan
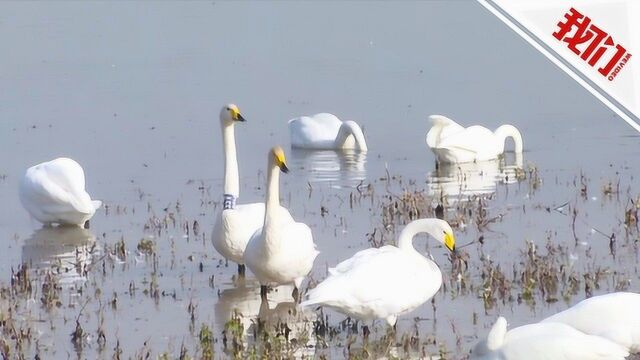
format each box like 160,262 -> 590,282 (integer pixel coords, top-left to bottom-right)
471,317 -> 629,360
541,292 -> 640,353
211,104 -> 265,276
243,146 -> 319,301
19,158 -> 102,227
300,218 -> 456,327
289,113 -> 368,151
426,115 -> 523,163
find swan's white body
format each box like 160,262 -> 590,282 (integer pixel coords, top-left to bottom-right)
212,105 -> 272,265
541,292 -> 640,353
288,113 -> 368,151
19,158 -> 102,226
300,219 -> 455,325
243,147 -> 319,290
426,115 -> 523,163
471,317 -> 629,360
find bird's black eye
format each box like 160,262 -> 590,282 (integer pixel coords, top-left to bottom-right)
226,107 -> 230,111
443,230 -> 447,234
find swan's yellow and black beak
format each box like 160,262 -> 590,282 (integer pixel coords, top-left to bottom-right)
444,232 -> 455,252
272,146 -> 289,173
231,107 -> 246,122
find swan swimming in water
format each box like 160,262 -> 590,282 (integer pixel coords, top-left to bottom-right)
541,292 -> 640,353
301,218 -> 455,328
426,115 -> 523,164
288,113 -> 368,151
211,104 -> 268,276
243,146 -> 319,302
471,316 -> 629,360
19,157 -> 102,227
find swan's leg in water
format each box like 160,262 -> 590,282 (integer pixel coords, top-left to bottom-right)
237,264 -> 246,277
292,287 -> 300,303
84,220 -> 90,229
260,285 -> 268,302
362,325 -> 370,340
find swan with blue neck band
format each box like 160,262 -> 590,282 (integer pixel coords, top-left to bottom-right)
212,104 -> 268,276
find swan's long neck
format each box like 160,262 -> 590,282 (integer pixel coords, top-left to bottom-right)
222,123 -> 239,199
397,219 -> 441,251
335,121 -> 368,151
264,161 -> 281,223
486,317 -> 507,350
494,125 -> 523,153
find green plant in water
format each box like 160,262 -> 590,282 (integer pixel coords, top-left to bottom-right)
198,324 -> 214,360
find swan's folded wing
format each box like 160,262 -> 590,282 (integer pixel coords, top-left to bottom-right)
23,170 -> 77,213
501,325 -> 629,360
308,247 -> 428,313
540,292 -> 640,352
288,114 -> 343,146
427,115 -> 466,148
437,126 -> 495,153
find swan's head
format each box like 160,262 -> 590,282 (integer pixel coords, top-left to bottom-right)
398,218 -> 456,252
271,146 -> 289,173
439,220 -> 456,252
220,103 -> 246,126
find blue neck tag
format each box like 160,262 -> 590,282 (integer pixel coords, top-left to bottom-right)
223,194 -> 236,210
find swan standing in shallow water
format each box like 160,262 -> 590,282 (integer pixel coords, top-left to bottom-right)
301,218 -> 455,329
471,317 -> 629,360
19,158 -> 102,227
289,113 -> 368,151
212,104 -> 265,276
426,115 -> 523,163
243,146 -> 319,301
541,292 -> 640,353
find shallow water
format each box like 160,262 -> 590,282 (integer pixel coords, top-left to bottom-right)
1,1 -> 639,359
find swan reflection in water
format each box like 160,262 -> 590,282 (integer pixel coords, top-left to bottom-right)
215,279 -> 317,356
289,148 -> 366,189
22,226 -> 100,286
428,153 -> 524,202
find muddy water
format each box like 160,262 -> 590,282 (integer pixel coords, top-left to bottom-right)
1,1 -> 639,359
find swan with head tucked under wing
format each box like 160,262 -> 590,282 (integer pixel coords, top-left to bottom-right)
212,104 -> 275,276
19,157 -> 102,227
288,113 -> 368,151
471,316 -> 629,360
300,218 -> 455,329
426,115 -> 523,164
540,292 -> 640,353
243,146 -> 319,302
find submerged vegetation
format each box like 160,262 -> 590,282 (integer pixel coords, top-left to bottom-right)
0,162 -> 638,359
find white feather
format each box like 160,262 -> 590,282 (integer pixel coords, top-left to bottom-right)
472,317 -> 629,360
426,115 -> 523,163
301,218 -> 454,326
289,113 -> 368,151
19,157 -> 101,226
541,292 -> 640,353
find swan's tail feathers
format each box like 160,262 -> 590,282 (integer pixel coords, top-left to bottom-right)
428,115 -> 456,126
92,200 -> 103,210
300,278 -> 343,309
